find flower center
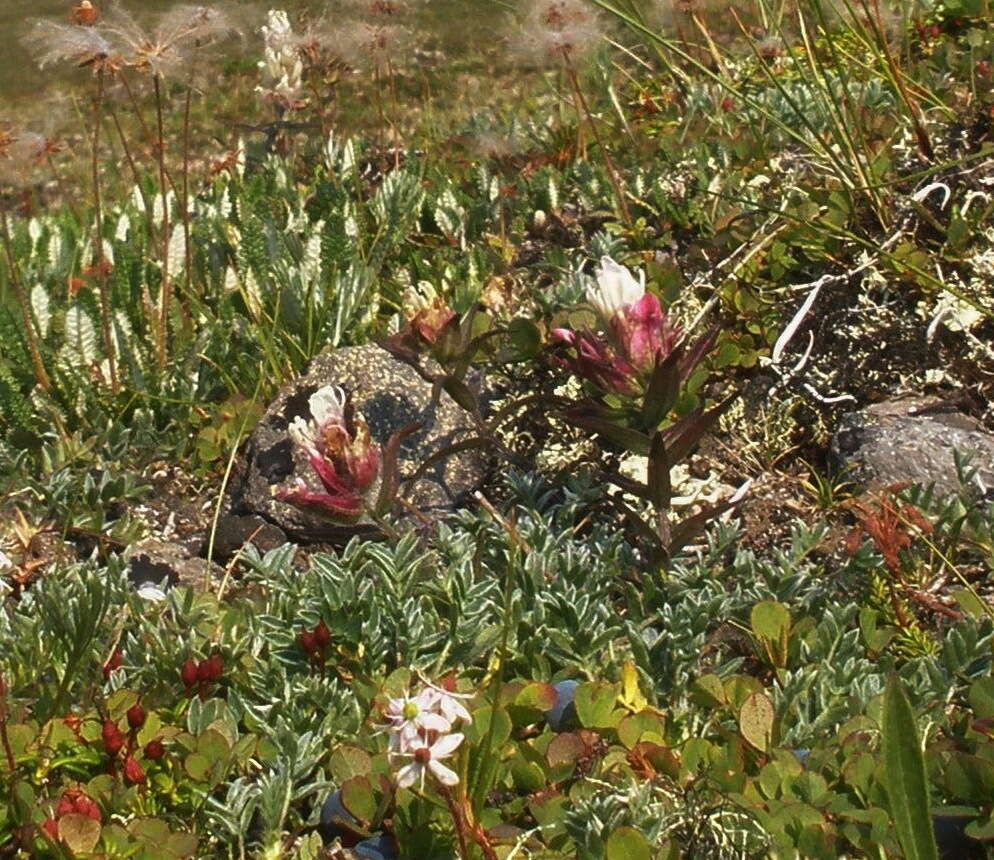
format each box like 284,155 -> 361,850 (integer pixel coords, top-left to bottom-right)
413,747 -> 432,764
402,701 -> 419,720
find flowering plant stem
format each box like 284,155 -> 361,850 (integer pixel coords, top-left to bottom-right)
441,785 -> 498,860
0,208 -> 50,392
182,85 -> 194,297
106,102 -> 155,238
154,73 -> 171,372
468,495 -> 525,823
90,68 -> 118,393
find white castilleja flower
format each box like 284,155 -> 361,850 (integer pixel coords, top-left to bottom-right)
393,732 -> 464,791
277,385 -> 380,520
588,256 -> 645,319
287,386 -> 347,453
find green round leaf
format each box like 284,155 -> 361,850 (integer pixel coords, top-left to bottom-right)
606,826 -> 651,860
739,692 -> 775,752
58,814 -> 102,855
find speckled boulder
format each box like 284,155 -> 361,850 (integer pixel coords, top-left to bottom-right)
235,344 -> 489,541
831,396 -> 994,499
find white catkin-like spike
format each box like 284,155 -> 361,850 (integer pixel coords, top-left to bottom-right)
303,223 -> 323,282
223,266 -> 238,293
242,268 -> 262,319
341,139 -> 356,173
219,186 -> 233,219
28,218 -> 42,245
64,304 -> 98,364
47,232 -> 61,268
112,309 -> 133,357
103,239 -> 114,266
30,285 -> 50,338
167,223 -> 186,274
132,185 -> 146,213
115,213 -> 130,242
153,191 -> 174,226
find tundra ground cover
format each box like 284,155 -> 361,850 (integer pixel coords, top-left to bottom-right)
1,1 -> 994,857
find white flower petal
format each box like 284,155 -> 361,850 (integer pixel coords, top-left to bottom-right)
287,416 -> 316,450
395,762 -> 421,788
421,712 -> 453,733
589,256 -> 644,318
308,385 -> 346,427
428,760 -> 460,786
430,732 -> 464,759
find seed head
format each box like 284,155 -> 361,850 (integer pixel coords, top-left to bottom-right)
22,19 -> 116,71
512,0 -> 602,66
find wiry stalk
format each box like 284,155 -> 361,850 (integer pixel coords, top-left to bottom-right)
182,84 -> 194,296
863,0 -> 934,161
386,57 -> 401,168
107,101 -> 155,239
120,70 -> 178,196
44,153 -> 80,225
0,208 -> 50,392
563,59 -> 632,228
91,68 -> 118,393
153,73 -> 170,371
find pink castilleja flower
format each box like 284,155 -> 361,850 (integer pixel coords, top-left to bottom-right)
275,386 -> 380,519
552,256 -> 682,393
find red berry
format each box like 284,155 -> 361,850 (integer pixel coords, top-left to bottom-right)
201,655 -> 223,682
73,795 -> 101,822
181,659 -> 199,688
313,621 -> 331,649
102,719 -> 124,756
144,739 -> 165,760
42,818 -> 59,839
122,755 -> 145,785
298,631 -> 317,654
55,798 -> 75,817
126,703 -> 146,730
102,649 -> 122,680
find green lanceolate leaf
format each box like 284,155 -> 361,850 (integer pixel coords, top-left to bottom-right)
641,348 -> 682,430
646,431 -> 672,511
881,675 -> 938,860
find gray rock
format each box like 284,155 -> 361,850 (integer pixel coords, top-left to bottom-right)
126,539 -> 223,594
831,396 -> 994,498
236,344 -> 488,540
210,514 -> 287,562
